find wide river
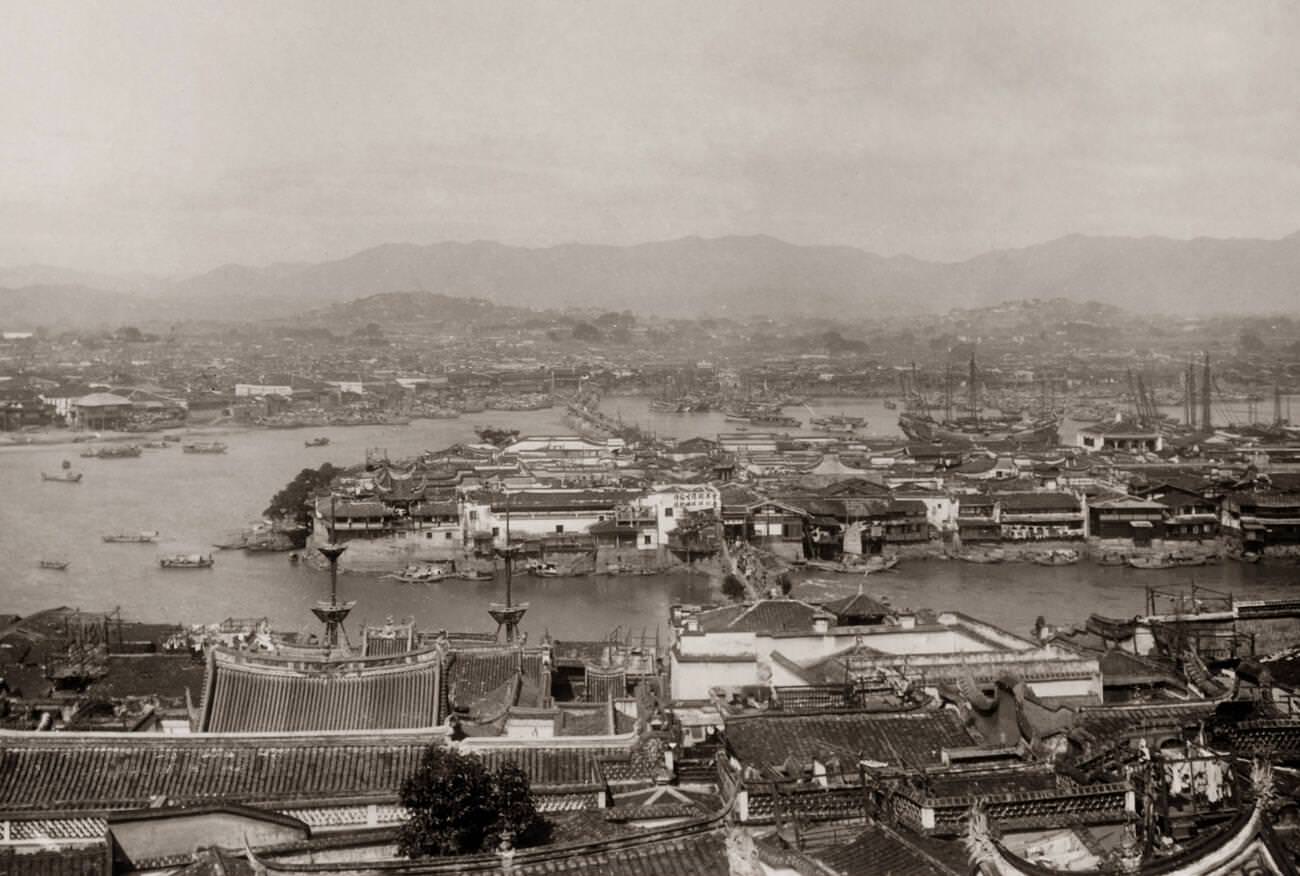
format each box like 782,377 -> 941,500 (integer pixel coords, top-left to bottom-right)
1,397 -> 1295,643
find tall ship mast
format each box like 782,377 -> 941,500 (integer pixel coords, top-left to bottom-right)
897,354 -> 1061,446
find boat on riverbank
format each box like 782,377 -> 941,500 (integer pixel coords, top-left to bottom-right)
304,437 -> 330,447
1096,550 -> 1129,566
527,561 -> 561,577
1127,553 -> 1177,570
39,559 -> 69,570
1031,549 -> 1081,566
103,530 -> 160,543
160,553 -> 214,569
41,470 -> 82,483
384,564 -> 446,583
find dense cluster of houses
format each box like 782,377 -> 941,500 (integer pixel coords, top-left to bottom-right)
308,433 -> 1300,573
1,577 -> 1297,874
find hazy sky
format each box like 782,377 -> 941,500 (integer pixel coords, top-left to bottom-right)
2,1 -> 1298,275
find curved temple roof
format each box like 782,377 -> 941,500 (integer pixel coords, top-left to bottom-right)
197,646 -> 443,733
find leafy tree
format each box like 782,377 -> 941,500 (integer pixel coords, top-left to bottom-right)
263,463 -> 339,525
571,322 -> 602,342
398,747 -> 548,859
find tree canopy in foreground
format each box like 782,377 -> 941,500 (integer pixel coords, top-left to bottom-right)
398,745 -> 549,859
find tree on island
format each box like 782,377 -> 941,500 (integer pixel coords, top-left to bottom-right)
263,463 -> 340,527
398,746 -> 548,859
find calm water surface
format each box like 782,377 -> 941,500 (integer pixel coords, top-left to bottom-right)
1,400 -> 1295,643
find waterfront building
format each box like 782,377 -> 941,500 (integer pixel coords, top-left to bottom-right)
1077,419 -> 1165,453
1222,486 -> 1300,555
71,391 -> 134,430
995,491 -> 1086,541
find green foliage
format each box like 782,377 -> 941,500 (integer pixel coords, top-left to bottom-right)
571,321 -> 602,342
398,746 -> 548,859
262,463 -> 339,524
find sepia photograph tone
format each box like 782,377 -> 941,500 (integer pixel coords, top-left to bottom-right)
0,2 -> 1298,873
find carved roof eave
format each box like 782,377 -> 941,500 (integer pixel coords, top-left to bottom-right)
976,804 -> 1296,876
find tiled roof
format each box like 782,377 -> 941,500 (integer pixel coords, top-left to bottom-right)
198,647 -> 442,733
821,587 -> 894,621
693,599 -> 826,634
724,710 -> 975,770
815,822 -> 961,875
998,492 -> 1080,512
1070,702 -> 1217,748
0,845 -> 110,876
0,731 -> 442,811
467,743 -> 634,788
444,647 -> 551,715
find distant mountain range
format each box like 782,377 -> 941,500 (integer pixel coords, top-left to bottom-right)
3,231 -> 1299,328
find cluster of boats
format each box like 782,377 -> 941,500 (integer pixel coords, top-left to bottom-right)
1102,550 -> 1220,569
382,558 -> 564,583
954,547 -> 1219,568
956,547 -> 1082,565
383,564 -> 494,583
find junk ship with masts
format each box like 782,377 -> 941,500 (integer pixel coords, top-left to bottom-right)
898,354 -> 1062,446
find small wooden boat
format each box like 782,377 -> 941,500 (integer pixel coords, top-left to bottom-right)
1096,551 -> 1129,566
959,548 -> 1005,564
527,561 -> 561,578
1127,553 -> 1177,570
39,559 -> 69,570
182,441 -> 227,454
103,530 -> 160,543
304,437 -> 331,447
160,553 -> 214,568
1170,551 -> 1209,567
41,470 -> 83,483
455,569 -> 495,582
863,554 -> 900,572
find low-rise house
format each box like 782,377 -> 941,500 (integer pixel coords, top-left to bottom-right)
1088,495 -> 1167,544
1135,482 -> 1221,540
1077,419 -> 1164,453
1223,488 -> 1300,555
997,491 -> 1085,541
956,494 -> 1000,543
72,391 -> 134,430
